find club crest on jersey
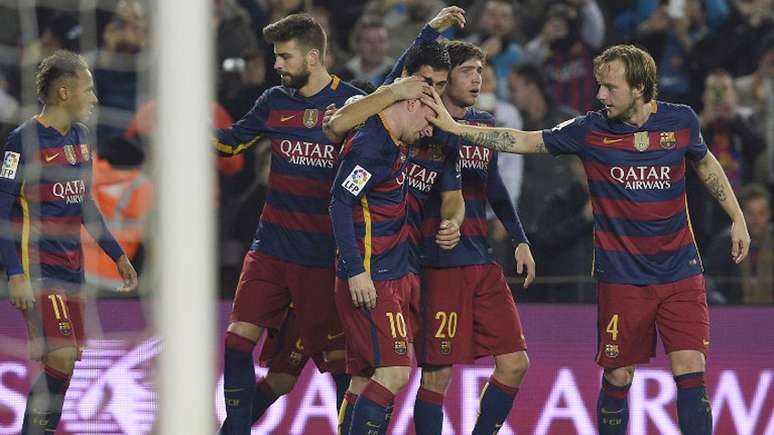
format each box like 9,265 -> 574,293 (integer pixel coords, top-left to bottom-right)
303,109 -> 319,128
604,343 -> 619,358
659,131 -> 677,149
440,340 -> 452,355
58,321 -> 72,336
288,351 -> 303,367
80,143 -> 91,161
394,340 -> 407,355
410,146 -> 420,158
0,151 -> 20,179
633,132 -> 649,152
342,165 -> 372,196
64,145 -> 78,164
429,143 -> 445,161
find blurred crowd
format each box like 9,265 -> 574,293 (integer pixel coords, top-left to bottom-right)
0,0 -> 771,304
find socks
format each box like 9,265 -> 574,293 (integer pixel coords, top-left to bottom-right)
472,376 -> 518,435
675,372 -> 712,435
349,380 -> 395,435
338,390 -> 358,435
21,366 -> 70,435
332,372 -> 351,411
220,332 -> 257,435
250,378 -> 279,424
597,376 -> 630,435
413,387 -> 444,435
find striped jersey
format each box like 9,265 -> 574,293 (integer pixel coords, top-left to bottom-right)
422,109 -> 528,268
542,101 -> 707,284
329,113 -> 411,280
214,76 -> 362,267
0,118 -> 124,289
405,134 -> 461,270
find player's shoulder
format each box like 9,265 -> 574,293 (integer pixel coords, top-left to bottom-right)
261,85 -> 290,100
4,119 -> 38,144
463,107 -> 495,126
333,77 -> 366,98
656,100 -> 698,119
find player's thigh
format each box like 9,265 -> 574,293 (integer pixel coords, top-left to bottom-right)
656,275 -> 710,357
231,250 -> 291,330
419,267 -> 475,366
287,264 -> 337,356
472,264 -> 527,358
24,289 -> 84,363
596,280 -> 659,368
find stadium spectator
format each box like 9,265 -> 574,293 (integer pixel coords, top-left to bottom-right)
340,17 -> 394,85
376,0 -> 447,60
214,0 -> 260,87
707,183 -> 772,304
221,48 -> 270,121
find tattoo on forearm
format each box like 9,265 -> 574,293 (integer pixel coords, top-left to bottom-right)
704,173 -> 727,202
459,130 -> 518,152
535,141 -> 547,153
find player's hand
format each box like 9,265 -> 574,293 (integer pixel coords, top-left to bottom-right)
421,88 -> 458,133
428,6 -> 466,33
348,272 -> 377,310
514,243 -> 535,288
9,274 -> 35,311
116,255 -> 138,292
322,103 -> 344,143
389,76 -> 432,102
435,219 -> 460,250
730,218 -> 750,264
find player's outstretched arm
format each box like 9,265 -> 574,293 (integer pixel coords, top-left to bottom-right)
422,90 -> 547,154
691,151 -> 750,263
325,77 -> 432,141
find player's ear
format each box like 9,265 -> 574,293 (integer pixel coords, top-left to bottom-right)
406,99 -> 419,112
306,48 -> 320,66
57,85 -> 69,102
632,84 -> 644,99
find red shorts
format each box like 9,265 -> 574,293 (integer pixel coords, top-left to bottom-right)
231,250 -> 338,356
596,274 -> 710,368
258,307 -> 346,376
418,264 -> 527,366
335,273 -> 420,376
23,290 -> 85,361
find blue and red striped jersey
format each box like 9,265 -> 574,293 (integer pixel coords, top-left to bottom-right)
542,101 -> 708,285
422,108 -> 528,268
405,135 -> 461,270
214,76 -> 362,267
329,113 -> 411,280
0,118 -> 123,289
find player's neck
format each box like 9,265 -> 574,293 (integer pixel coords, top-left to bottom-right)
623,99 -> 653,128
297,68 -> 332,97
442,93 -> 466,119
38,106 -> 73,135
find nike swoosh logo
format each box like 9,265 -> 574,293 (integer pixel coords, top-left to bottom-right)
602,137 -> 623,144
327,332 -> 344,340
45,153 -> 60,162
281,115 -> 295,122
600,408 -> 624,415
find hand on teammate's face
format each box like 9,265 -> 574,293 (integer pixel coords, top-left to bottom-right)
421,89 -> 455,132
391,76 -> 433,101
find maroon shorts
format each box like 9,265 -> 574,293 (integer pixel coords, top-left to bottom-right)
418,264 -> 527,366
258,307 -> 346,376
231,250 -> 338,356
335,273 -> 420,376
23,290 -> 85,361
596,274 -> 710,368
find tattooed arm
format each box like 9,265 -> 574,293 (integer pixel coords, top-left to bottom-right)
691,151 -> 750,263
422,89 -> 548,154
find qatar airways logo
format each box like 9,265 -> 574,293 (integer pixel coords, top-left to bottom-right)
459,145 -> 491,170
279,140 -> 336,169
52,179 -> 86,204
610,166 -> 672,190
400,162 -> 439,193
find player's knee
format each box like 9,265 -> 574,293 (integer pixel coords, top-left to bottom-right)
496,351 -> 530,378
605,366 -> 635,386
670,350 -> 706,376
265,372 -> 298,396
373,366 -> 411,394
43,347 -> 78,376
420,365 -> 453,393
226,321 -> 263,343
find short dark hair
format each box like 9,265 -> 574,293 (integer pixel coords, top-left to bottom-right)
262,14 -> 326,58
349,79 -> 377,95
513,64 -> 548,97
404,40 -> 450,75
594,44 -> 658,102
738,183 -> 770,208
444,40 -> 485,70
36,49 -> 89,103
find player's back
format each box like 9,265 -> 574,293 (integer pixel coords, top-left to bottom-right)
220,77 -> 362,268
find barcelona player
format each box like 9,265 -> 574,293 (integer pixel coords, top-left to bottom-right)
423,44 -> 750,435
0,50 -> 138,435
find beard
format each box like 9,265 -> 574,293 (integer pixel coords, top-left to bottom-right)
608,97 -> 638,121
280,66 -> 311,89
